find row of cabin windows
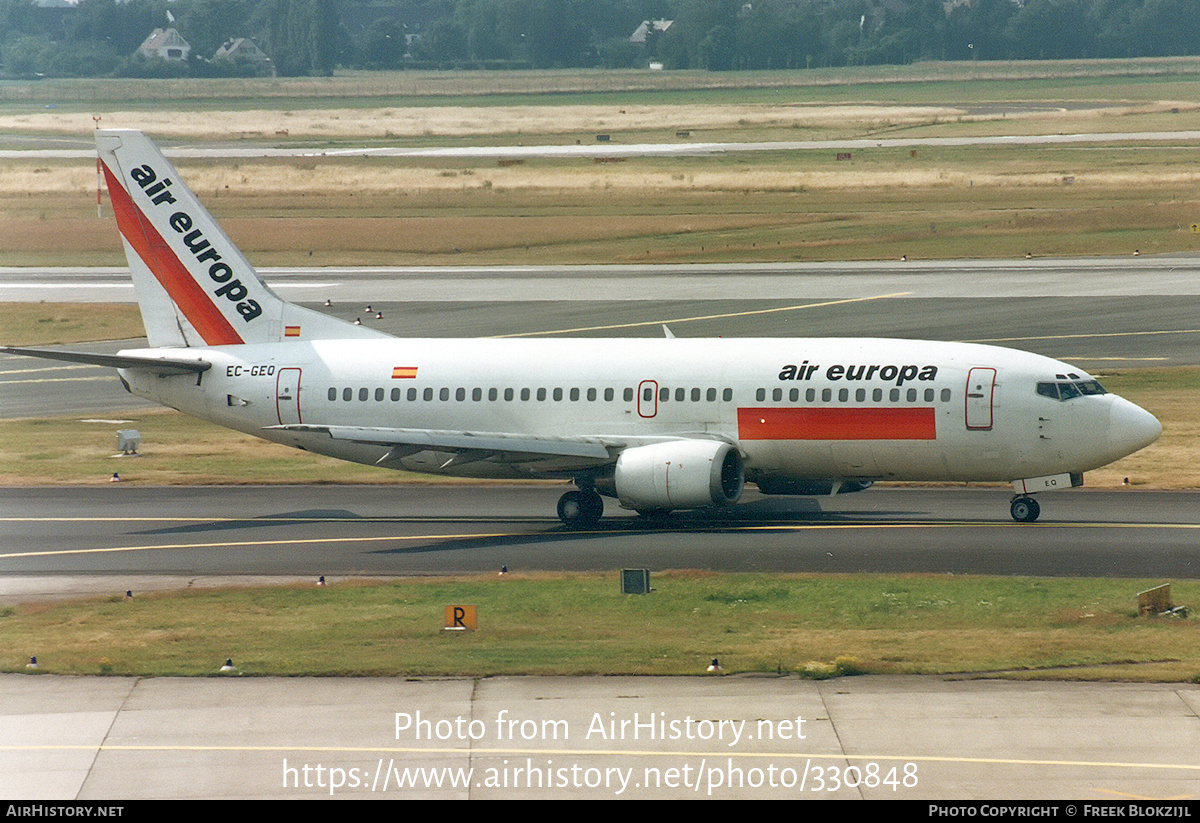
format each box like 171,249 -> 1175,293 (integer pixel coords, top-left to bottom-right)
757,386 -> 953,404
330,386 -> 637,403
325,385 -> 951,405
326,386 -> 736,403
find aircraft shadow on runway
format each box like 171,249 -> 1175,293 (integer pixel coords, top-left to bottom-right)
133,509 -> 366,536
360,500 -> 938,557
127,498 -> 926,540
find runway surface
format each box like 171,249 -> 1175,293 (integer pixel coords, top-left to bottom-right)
2,486 -> 1196,582
6,129 -> 1200,160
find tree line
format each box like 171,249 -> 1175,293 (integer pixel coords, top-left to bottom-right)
2,0 -> 1199,79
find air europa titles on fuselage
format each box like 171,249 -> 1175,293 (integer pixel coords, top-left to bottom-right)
128,164 -> 262,322
778,361 -> 939,386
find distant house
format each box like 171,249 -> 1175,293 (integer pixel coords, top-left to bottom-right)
630,19 -> 672,44
214,38 -> 272,74
137,28 -> 190,61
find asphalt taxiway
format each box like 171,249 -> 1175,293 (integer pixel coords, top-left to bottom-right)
1,485 -> 1197,583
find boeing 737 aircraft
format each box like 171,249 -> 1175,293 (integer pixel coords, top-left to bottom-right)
2,130 -> 1163,526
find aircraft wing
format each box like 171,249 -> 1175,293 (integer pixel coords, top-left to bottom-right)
0,346 -> 211,376
269,424 -> 709,472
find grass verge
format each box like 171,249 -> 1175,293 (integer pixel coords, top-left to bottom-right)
3,572 -> 1197,680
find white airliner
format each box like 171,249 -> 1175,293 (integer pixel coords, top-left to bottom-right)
2,130 -> 1162,526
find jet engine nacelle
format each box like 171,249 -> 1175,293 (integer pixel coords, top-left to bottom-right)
610,440 -> 744,511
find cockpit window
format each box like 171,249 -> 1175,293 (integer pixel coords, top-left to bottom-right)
1037,379 -> 1107,402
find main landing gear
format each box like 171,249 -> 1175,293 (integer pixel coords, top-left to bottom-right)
557,484 -> 604,528
1010,496 -> 1041,523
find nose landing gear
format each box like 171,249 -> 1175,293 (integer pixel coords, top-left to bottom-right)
1010,496 -> 1041,523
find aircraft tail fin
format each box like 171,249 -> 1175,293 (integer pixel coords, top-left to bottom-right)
96,129 -> 388,348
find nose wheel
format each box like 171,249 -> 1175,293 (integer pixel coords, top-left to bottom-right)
558,489 -> 604,528
1010,496 -> 1040,523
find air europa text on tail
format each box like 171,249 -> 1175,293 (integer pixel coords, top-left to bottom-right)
129,163 -> 262,322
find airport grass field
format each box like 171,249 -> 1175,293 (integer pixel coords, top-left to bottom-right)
3,63 -> 1200,680
4,573 -> 1200,681
3,62 -> 1200,267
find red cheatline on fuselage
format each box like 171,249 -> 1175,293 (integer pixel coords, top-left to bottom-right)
737,407 -> 937,440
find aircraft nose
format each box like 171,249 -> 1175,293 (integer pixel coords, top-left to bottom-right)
1107,397 -> 1162,459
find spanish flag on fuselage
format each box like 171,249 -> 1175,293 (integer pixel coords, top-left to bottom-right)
392,366 -> 418,379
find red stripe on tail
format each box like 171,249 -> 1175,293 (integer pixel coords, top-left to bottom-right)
103,161 -> 244,346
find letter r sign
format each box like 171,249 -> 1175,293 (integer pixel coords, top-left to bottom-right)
443,604 -> 477,631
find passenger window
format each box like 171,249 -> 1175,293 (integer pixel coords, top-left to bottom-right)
676,388 -> 685,402
424,388 -> 433,401
472,388 -> 482,401
625,388 -> 634,402
872,388 -> 882,402
806,388 -> 815,402
408,388 -> 417,401
521,388 -> 531,401
889,388 -> 900,402
838,388 -> 848,402
924,388 -> 934,402
660,387 -> 669,402
488,388 -> 497,401
707,388 -> 716,402
691,388 -> 701,402
504,388 -> 514,401
328,388 -> 336,401
375,388 -> 384,401
391,388 -> 400,401
855,388 -> 865,402
359,388 -> 369,401
537,388 -> 547,401
772,388 -> 782,402
587,388 -> 596,401
604,388 -> 614,401
789,388 -> 798,402
723,388 -> 733,401
907,388 -> 917,402
821,388 -> 831,402
343,388 -> 352,401
570,388 -> 579,401
553,388 -> 563,401
940,388 -> 951,402
440,388 -> 450,401
756,388 -> 766,402
456,388 -> 466,401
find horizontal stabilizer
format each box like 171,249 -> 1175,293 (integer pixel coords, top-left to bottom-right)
0,345 -> 210,375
